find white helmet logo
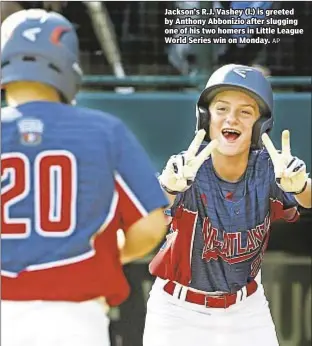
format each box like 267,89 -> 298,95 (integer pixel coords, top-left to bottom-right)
233,67 -> 253,79
22,27 -> 42,42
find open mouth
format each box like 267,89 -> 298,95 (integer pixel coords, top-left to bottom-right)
221,128 -> 241,142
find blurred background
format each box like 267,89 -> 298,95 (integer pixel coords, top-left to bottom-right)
1,1 -> 311,345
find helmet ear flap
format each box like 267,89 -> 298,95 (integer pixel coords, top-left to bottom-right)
196,105 -> 211,142
251,116 -> 274,150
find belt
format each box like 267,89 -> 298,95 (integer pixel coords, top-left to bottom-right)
163,280 -> 258,309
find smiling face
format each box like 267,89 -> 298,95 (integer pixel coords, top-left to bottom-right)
208,89 -> 260,157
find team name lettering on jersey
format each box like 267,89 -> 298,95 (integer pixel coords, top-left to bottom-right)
173,207 -> 271,267
201,214 -> 271,264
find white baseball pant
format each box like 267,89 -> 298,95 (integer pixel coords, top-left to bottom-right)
2,298 -> 111,346
143,277 -> 279,346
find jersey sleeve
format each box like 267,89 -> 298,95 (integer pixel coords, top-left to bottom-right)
113,121 -> 169,230
268,157 -> 299,222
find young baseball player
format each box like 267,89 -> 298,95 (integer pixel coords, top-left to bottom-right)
1,9 -> 169,346
143,64 -> 311,346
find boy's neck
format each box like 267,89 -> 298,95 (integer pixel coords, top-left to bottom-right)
211,151 -> 250,182
5,81 -> 61,107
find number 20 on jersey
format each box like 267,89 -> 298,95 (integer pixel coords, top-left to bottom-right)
1,150 -> 77,239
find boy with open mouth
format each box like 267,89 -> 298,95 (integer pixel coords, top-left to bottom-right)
143,64 -> 311,346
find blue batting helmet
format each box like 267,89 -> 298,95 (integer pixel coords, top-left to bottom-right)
1,9 -> 83,103
196,64 -> 274,149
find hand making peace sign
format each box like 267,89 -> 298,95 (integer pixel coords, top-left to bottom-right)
159,130 -> 219,194
262,130 -> 309,194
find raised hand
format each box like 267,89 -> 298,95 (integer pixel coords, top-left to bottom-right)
262,130 -> 308,194
159,130 -> 218,194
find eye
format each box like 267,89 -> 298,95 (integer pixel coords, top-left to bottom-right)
217,107 -> 226,112
241,109 -> 253,117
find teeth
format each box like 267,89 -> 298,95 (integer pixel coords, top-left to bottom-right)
222,129 -> 240,135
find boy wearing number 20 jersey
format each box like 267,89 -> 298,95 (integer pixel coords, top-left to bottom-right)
1,9 -> 168,346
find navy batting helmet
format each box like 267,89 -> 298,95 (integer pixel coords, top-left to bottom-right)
1,9 -> 82,103
196,64 -> 274,149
